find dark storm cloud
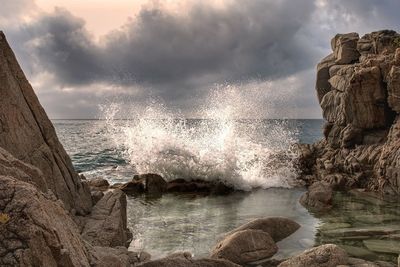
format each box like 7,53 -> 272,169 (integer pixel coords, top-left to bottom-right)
10,0 -> 317,91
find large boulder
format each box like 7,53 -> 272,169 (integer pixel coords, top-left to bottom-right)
82,190 -> 131,247
226,217 -> 301,242
210,229 -> 278,264
0,31 -> 92,214
299,181 -> 333,211
278,244 -> 348,267
0,175 -> 91,267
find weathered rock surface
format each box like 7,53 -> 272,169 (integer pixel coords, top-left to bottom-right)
0,31 -> 92,214
298,30 -> 400,195
226,217 -> 301,242
82,190 -> 131,248
210,229 -> 278,264
137,257 -> 241,267
300,181 -> 333,211
278,244 -> 348,267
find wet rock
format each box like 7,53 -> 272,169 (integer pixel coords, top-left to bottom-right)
321,225 -> 400,237
136,257 -> 241,267
167,178 -> 234,195
363,240 -> 400,254
210,229 -> 278,264
144,173 -> 168,194
300,181 -> 333,211
118,180 -> 145,194
278,244 -> 348,267
87,178 -> 110,191
339,245 -> 377,260
89,246 -> 147,267
0,32 -> 92,214
225,217 -> 300,242
82,189 -> 131,247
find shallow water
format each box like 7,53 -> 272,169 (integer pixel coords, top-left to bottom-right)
54,119 -> 400,264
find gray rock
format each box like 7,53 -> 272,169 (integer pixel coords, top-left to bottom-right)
0,32 -> 92,214
210,229 -> 278,264
278,244 -> 348,267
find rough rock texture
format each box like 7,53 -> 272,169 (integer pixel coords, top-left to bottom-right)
0,175 -> 92,267
298,30 -> 400,195
210,229 -> 278,264
82,190 -> 131,247
225,217 -> 301,242
299,181 -> 333,211
137,257 -> 241,267
0,31 -> 92,214
278,244 -> 348,267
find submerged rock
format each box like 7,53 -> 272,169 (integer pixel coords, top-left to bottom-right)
300,181 -> 333,212
363,239 -> 400,254
278,244 -> 348,267
210,229 -> 278,264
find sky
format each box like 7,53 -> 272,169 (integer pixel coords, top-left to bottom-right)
1,0 -> 400,119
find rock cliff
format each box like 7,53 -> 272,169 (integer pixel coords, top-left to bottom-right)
298,30 -> 400,196
0,31 -> 92,214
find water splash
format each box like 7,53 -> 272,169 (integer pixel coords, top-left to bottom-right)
101,85 -> 298,190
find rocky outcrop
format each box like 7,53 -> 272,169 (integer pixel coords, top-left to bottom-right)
299,181 -> 333,211
210,229 -> 278,264
0,31 -> 92,214
136,256 -> 241,267
298,30 -> 400,195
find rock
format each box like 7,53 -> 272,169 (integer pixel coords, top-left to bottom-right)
278,244 -> 348,267
0,175 -> 91,266
167,178 -> 234,195
91,190 -> 104,204
136,257 -> 241,267
118,180 -> 145,195
82,190 -> 131,247
0,32 -> 92,214
210,229 -> 278,264
339,245 -> 377,260
144,173 -> 168,194
225,217 -> 300,242
89,246 -> 147,267
332,32 -> 360,64
316,54 -> 336,102
363,240 -> 400,254
321,224 -> 400,237
300,181 -> 333,211
87,178 -> 110,191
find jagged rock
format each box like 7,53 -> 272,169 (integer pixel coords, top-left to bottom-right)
87,178 -> 110,191
144,174 -> 168,194
331,32 -> 360,64
278,244 -> 348,267
136,257 -> 241,267
82,190 -> 131,247
224,217 -> 300,242
300,181 -> 333,211
118,180 -> 145,195
89,246 -> 148,267
210,229 -> 278,264
316,54 -> 336,102
0,175 -> 91,266
0,31 -> 92,214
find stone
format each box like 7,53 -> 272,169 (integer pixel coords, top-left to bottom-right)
82,190 -> 131,247
91,190 -> 104,204
339,245 -> 377,260
87,178 -> 110,191
144,173 -> 168,194
136,257 -> 241,267
210,229 -> 278,264
278,244 -> 348,267
0,31 -> 92,214
0,175 -> 91,266
321,225 -> 400,237
316,54 -> 336,102
225,217 -> 300,242
300,181 -> 333,211
388,66 -> 400,113
363,240 -> 400,254
118,180 -> 145,195
89,246 -> 146,267
332,32 -> 360,64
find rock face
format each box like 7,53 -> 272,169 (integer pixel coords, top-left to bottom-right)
299,181 -> 333,211
278,244 -> 348,267
0,31 -> 92,214
298,30 -> 400,195
210,229 -> 278,264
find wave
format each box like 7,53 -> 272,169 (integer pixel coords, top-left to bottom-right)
100,86 -> 299,190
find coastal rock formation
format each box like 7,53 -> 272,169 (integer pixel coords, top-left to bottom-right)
299,181 -> 333,211
210,229 -> 278,264
136,257 -> 241,267
298,30 -> 400,195
0,31 -> 92,214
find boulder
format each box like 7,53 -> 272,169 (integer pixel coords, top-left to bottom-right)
331,32 -> 360,64
211,229 -> 278,264
0,31 -> 92,214
137,257 -> 241,267
87,178 -> 110,191
300,181 -> 333,211
226,217 -> 300,243
82,190 -> 131,247
89,246 -> 149,267
167,179 -> 234,195
0,175 -> 91,266
118,180 -> 145,195
144,174 -> 168,194
278,244 -> 348,267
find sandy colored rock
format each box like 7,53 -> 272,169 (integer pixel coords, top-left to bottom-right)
136,257 -> 241,267
332,32 -> 360,64
226,217 -> 300,242
0,31 -> 92,214
82,190 -> 131,247
211,229 -> 278,264
278,244 -> 348,267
